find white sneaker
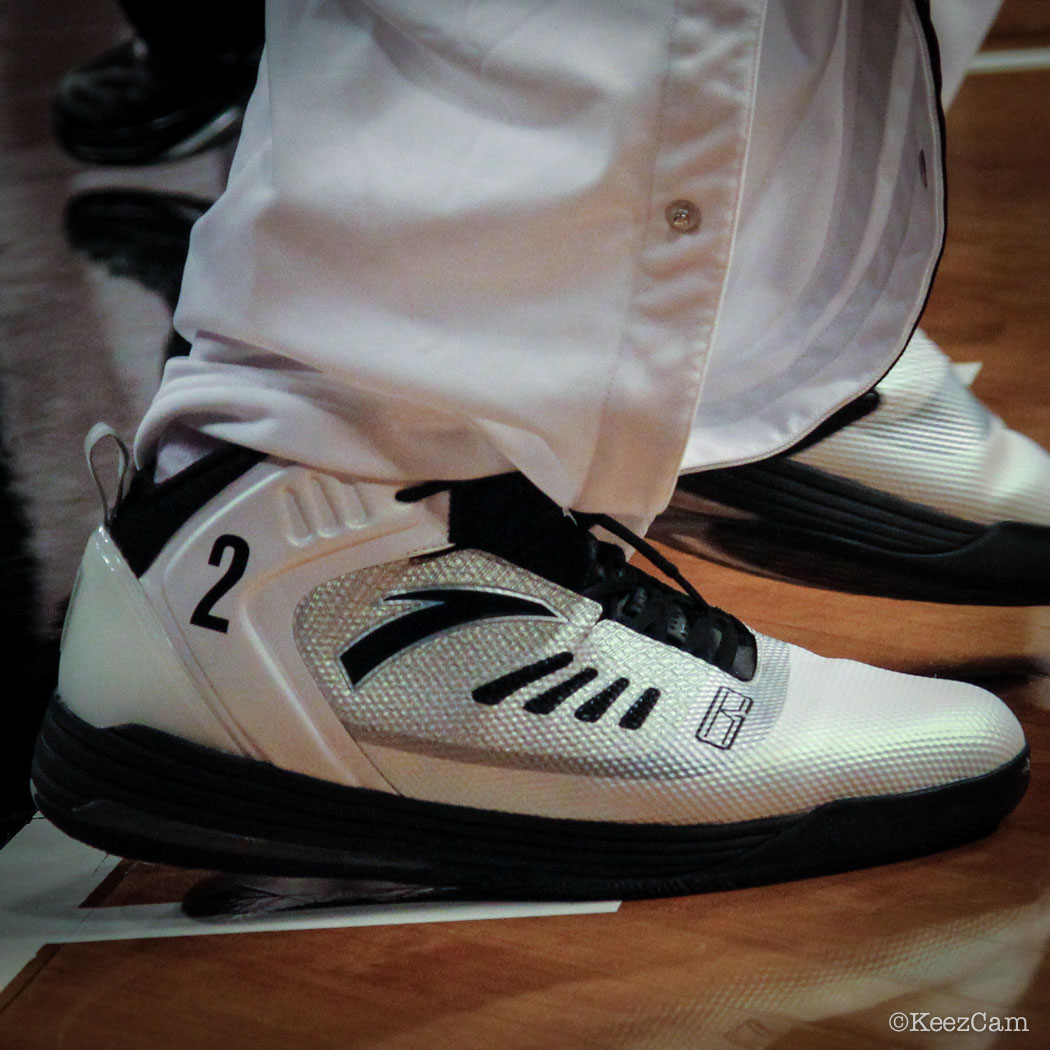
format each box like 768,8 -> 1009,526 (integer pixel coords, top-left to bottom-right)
661,331 -> 1050,603
33,442 -> 1028,898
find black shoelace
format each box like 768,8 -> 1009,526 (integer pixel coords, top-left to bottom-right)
399,474 -> 757,683
575,513 -> 756,682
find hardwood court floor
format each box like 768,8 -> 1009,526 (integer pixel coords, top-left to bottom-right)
1,4 -> 1049,1048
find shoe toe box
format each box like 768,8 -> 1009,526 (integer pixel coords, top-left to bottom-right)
777,646 -> 1027,803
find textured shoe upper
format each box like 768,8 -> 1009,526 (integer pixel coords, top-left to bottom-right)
290,536 -> 1022,821
793,331 -> 1050,527
295,547 -> 788,782
62,445 -> 1024,824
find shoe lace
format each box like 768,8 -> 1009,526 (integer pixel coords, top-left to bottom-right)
398,475 -> 757,682
575,513 -> 756,682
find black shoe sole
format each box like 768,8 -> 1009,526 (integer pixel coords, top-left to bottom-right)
31,697 -> 1029,901
660,459 -> 1050,605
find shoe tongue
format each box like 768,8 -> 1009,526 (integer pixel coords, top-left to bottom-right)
445,472 -> 757,681
446,473 -> 593,591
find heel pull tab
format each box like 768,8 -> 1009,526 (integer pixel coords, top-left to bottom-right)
85,423 -> 132,528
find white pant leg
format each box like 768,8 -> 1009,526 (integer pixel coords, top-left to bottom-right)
139,0 -> 944,523
679,0 -> 1002,476
681,0 -> 945,472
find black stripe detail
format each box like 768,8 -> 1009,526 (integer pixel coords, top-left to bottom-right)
678,458 -> 981,555
110,444 -> 265,576
575,678 -> 630,723
523,669 -> 600,715
342,589 -> 558,686
473,652 -> 574,706
619,688 -> 661,730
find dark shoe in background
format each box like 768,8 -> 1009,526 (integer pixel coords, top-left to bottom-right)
53,37 -> 260,165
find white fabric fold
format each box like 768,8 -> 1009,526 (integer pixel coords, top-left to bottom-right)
138,0 -> 945,521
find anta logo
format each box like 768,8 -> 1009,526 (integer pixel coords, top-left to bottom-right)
340,587 -> 559,685
696,686 -> 753,750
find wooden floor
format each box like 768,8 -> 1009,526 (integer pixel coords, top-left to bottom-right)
2,3 -> 1050,1047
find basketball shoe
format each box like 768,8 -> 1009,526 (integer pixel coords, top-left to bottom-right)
658,331 -> 1050,603
32,441 -> 1028,899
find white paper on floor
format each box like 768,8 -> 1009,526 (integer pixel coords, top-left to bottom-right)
0,815 -> 620,993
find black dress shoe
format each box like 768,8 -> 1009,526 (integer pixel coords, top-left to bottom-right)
53,38 -> 260,165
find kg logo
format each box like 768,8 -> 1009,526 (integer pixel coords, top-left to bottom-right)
697,686 -> 753,750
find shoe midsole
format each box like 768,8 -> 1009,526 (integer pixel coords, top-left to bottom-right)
31,696 -> 1030,899
677,459 -> 983,554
